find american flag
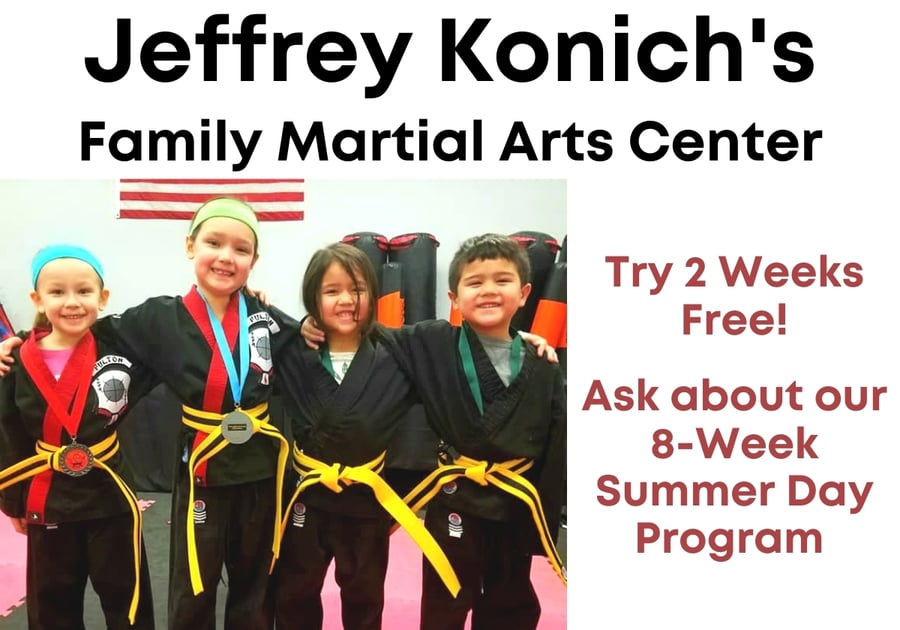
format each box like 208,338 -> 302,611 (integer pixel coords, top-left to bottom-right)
118,179 -> 305,221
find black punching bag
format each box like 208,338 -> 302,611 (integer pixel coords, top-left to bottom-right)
384,233 -> 442,496
509,231 -> 560,331
388,233 -> 439,323
342,232 -> 389,280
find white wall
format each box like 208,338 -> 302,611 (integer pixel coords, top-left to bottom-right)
0,179 -> 566,329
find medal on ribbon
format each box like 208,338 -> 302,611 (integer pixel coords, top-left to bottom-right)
220,408 -> 254,444
20,333 -> 98,477
200,292 -> 253,444
59,441 -> 94,476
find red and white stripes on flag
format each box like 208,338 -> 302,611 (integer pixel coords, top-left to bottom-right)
118,179 -> 305,221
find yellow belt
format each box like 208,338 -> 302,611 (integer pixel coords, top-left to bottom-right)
0,432 -> 144,624
283,446 -> 461,597
401,452 -> 568,586
181,402 -> 290,596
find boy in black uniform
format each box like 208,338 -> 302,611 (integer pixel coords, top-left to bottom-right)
385,233 -> 566,630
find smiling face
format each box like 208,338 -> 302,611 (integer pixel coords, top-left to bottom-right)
186,216 -> 258,301
30,258 -> 109,347
316,261 -> 371,351
450,257 -> 531,339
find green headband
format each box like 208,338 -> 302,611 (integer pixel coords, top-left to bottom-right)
189,198 -> 259,242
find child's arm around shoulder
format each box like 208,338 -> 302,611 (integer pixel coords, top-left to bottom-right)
519,331 -> 558,363
0,334 -> 24,376
255,298 -> 304,362
91,295 -> 179,368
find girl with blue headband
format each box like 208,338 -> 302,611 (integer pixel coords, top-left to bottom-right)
0,244 -> 157,629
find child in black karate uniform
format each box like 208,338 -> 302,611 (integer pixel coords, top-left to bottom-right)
88,199 -> 301,630
0,244 -> 157,630
274,243 -> 459,630
388,234 -> 567,630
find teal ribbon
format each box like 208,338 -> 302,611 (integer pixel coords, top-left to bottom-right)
458,323 -> 522,415
199,291 -> 249,408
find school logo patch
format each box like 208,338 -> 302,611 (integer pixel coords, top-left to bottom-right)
193,500 -> 207,524
448,512 -> 463,538
92,357 -> 133,425
292,502 -> 307,528
248,324 -> 273,385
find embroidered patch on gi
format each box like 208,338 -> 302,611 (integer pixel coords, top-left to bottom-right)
448,512 -> 463,538
442,481 -> 458,495
193,500 -> 207,524
248,323 -> 273,385
93,368 -> 132,426
292,502 -> 307,528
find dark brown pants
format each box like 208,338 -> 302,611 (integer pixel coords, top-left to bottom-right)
274,503 -> 390,630
419,502 -> 541,630
27,512 -> 154,630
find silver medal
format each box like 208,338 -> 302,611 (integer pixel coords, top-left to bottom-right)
220,409 -> 254,444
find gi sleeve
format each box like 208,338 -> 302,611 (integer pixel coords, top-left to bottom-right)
378,320 -> 454,389
91,297 -> 176,376
536,366 -> 567,546
265,303 -> 303,360
0,360 -> 32,518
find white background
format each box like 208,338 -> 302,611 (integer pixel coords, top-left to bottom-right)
2,2 -> 898,628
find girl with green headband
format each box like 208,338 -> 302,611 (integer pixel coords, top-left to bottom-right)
0,244 -> 158,629
93,197 -> 301,629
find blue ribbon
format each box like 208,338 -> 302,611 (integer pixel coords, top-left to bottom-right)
199,291 -> 249,408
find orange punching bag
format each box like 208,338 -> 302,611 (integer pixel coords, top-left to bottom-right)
378,262 -> 404,328
448,302 -> 463,327
531,260 -> 567,348
342,232 -> 401,326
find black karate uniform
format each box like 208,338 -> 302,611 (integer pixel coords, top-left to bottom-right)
273,333 -> 416,630
92,289 -> 299,630
386,321 -> 566,630
0,331 -> 158,630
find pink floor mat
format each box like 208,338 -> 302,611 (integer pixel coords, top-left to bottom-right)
320,529 -> 567,629
0,508 -> 566,627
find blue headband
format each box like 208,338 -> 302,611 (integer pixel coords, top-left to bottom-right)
31,244 -> 105,288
